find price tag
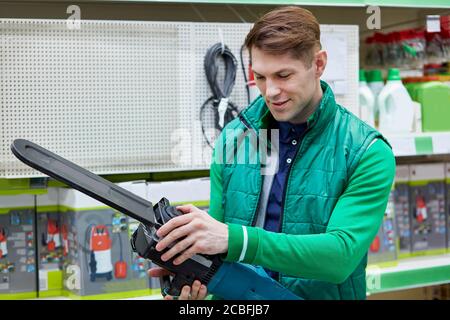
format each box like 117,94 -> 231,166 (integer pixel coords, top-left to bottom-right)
427,15 -> 441,33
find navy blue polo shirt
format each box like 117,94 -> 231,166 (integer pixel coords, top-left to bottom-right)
264,120 -> 307,278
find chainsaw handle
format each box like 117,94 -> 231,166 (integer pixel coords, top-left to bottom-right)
160,275 -> 173,297
160,273 -> 197,298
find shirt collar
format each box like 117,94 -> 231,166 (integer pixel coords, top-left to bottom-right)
275,121 -> 307,143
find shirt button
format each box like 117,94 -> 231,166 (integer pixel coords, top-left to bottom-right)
286,158 -> 292,164
292,140 -> 297,146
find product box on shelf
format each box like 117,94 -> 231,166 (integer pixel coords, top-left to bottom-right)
409,164 -> 447,256
368,185 -> 397,266
394,165 -> 413,258
0,193 -> 37,299
59,183 -> 152,299
116,181 -> 159,294
36,188 -> 66,297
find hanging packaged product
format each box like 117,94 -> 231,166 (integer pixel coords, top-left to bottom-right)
200,43 -> 240,149
0,193 -> 37,299
36,188 -> 67,297
426,31 -> 447,64
59,185 -> 152,299
368,185 -> 398,266
394,165 -> 412,259
409,164 -> 447,256
365,34 -> 384,67
384,32 -> 403,67
399,29 -> 426,69
378,68 -> 415,134
441,16 -> 450,60
359,70 -> 376,127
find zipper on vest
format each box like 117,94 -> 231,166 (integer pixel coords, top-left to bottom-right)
238,113 -> 261,227
276,124 -> 310,281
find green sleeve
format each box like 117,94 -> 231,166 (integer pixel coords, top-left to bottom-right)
224,139 -> 396,284
208,144 -> 225,222
206,143 -> 227,300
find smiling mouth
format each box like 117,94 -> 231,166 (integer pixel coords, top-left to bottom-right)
271,100 -> 289,108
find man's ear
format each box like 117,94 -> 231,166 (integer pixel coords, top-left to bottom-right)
314,50 -> 327,78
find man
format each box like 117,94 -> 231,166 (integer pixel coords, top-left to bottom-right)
149,6 -> 395,300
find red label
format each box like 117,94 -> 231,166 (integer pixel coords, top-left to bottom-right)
115,261 -> 127,279
370,236 -> 380,253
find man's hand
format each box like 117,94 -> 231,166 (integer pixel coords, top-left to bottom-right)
148,267 -> 208,300
155,204 -> 228,265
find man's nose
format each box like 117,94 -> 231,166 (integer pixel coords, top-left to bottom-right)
265,79 -> 281,98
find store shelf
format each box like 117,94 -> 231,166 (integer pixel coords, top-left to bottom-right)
385,132 -> 450,157
29,254 -> 450,299
79,0 -> 366,6
6,0 -> 450,8
366,254 -> 450,295
366,0 -> 450,8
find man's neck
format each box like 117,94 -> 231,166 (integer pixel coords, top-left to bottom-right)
289,81 -> 323,125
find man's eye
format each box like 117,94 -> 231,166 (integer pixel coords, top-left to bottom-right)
278,73 -> 291,79
255,76 -> 265,80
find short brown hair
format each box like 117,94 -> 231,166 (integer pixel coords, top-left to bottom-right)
245,6 -> 321,67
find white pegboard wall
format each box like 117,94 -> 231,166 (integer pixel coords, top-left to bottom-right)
0,19 -> 358,178
1,19 -> 185,178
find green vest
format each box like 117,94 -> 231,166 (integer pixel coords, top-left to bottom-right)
218,81 -> 386,299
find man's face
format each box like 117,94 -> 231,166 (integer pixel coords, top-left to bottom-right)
251,47 -> 321,124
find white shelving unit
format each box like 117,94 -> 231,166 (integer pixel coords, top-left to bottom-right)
367,254 -> 450,294
385,132 -> 450,157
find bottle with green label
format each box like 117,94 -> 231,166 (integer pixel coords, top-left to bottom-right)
359,70 -> 375,128
378,68 -> 415,134
366,69 -> 384,128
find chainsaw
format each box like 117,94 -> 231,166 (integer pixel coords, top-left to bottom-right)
11,139 -> 301,300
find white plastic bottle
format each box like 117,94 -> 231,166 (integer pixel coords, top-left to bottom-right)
377,68 -> 415,134
366,69 -> 384,128
359,70 -> 375,127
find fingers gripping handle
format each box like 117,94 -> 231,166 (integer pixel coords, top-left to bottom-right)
160,275 -> 173,297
